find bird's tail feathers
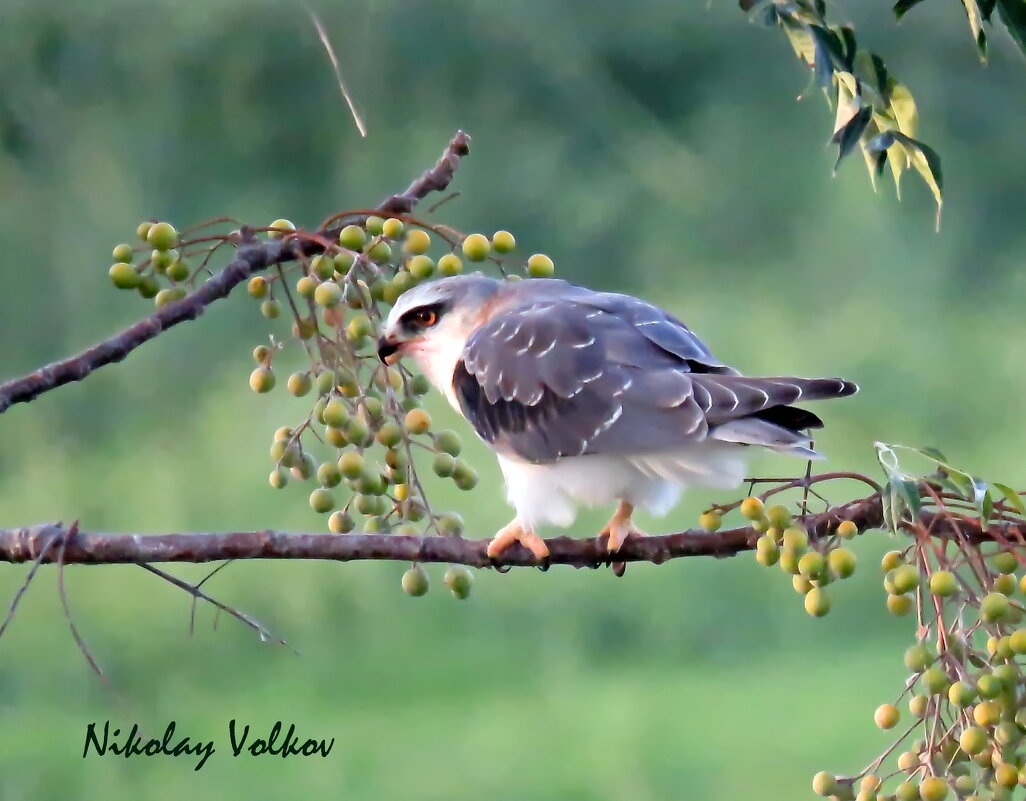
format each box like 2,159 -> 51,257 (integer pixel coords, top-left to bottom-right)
709,418 -> 825,460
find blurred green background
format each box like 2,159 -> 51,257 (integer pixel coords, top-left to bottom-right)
1,1 -> 1025,799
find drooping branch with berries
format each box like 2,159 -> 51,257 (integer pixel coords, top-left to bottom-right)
3,128 -> 1026,801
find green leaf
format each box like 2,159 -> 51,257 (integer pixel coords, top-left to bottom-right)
889,131 -> 944,230
995,482 -> 1026,517
996,0 -> 1026,60
893,0 -> 929,19
894,477 -> 922,519
972,479 -> 993,525
916,446 -> 947,462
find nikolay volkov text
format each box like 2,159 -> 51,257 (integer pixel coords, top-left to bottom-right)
83,720 -> 334,770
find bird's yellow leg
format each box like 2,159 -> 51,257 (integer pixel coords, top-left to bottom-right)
600,501 -> 647,552
487,518 -> 550,560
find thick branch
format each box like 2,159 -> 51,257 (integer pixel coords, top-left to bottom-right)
3,493 -> 1020,569
0,130 -> 471,414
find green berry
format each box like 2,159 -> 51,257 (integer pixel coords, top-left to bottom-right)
338,451 -> 364,480
328,510 -> 354,533
365,216 -> 384,235
976,673 -> 1002,699
904,643 -> 935,672
408,255 -> 435,280
993,573 -> 1016,595
491,230 -> 516,253
433,430 -> 463,456
929,570 -> 958,597
461,233 -> 491,262
887,593 -> 913,616
314,281 -> 343,307
344,417 -> 370,446
433,452 -> 457,478
699,510 -> 722,532
766,504 -> 791,529
403,229 -> 431,255
444,566 -> 473,600
874,703 -> 899,729
804,587 -> 830,617
908,694 -> 929,717
260,299 -> 281,319
267,218 -> 296,239
365,240 -> 391,264
981,592 -> 1009,622
109,262 -> 139,289
452,463 -> 478,491
828,547 -> 857,579
948,681 -> 976,708
437,253 -> 462,276
1009,628 -> 1026,654
959,725 -> 987,756
402,565 -> 429,596
881,550 -> 905,572
895,782 -> 918,801
166,258 -> 189,283
136,221 -> 153,241
339,225 -> 366,250
923,666 -> 949,695
136,275 -> 159,299
146,221 -> 178,251
527,253 -> 555,277
798,551 -> 826,579
793,575 -> 813,595
287,372 -> 312,397
404,408 -> 431,435
436,512 -> 464,536
310,254 -> 335,281
317,461 -> 342,488
376,421 -> 403,448
268,468 -> 288,489
993,551 -> 1019,574
781,526 -> 808,550
890,565 -> 920,595
755,545 -> 779,567
309,488 -> 334,513
112,243 -> 134,263
291,453 -> 316,480
323,398 -> 350,428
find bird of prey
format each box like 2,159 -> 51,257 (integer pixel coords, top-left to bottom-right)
377,275 -> 857,561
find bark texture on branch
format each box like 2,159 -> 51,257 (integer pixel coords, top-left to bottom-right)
3,491 -> 1017,569
0,130 -> 472,414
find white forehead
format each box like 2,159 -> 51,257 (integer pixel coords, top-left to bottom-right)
385,275 -> 500,329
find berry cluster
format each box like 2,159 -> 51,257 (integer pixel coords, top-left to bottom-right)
109,214 -> 556,599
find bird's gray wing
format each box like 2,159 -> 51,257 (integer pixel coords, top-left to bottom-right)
454,289 -> 856,463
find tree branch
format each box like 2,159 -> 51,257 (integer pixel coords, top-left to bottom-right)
2,490 -> 1020,569
0,130 -> 472,414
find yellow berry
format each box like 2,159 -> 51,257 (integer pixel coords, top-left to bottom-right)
247,276 -> 268,298
249,366 -> 275,393
828,547 -> 857,579
492,230 -> 516,253
874,703 -> 899,729
699,510 -> 722,532
804,587 -> 830,617
881,550 -> 905,572
146,221 -> 178,250
739,497 -> 764,521
109,262 -> 139,289
404,408 -> 431,435
887,593 -> 913,616
959,726 -> 987,755
919,777 -> 949,801
461,233 -> 491,262
402,565 -> 429,597
812,772 -> 837,797
267,218 -> 296,239
382,218 -> 404,239
314,281 -> 343,307
438,253 -> 462,276
526,253 -> 555,277
403,228 -> 431,254
836,520 -> 858,539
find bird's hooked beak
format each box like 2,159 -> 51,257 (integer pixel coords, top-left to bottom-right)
377,335 -> 402,365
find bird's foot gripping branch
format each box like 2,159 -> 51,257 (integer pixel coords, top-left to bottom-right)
2,130 -> 1026,800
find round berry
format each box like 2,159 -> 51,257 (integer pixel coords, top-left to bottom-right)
739,497 -> 764,521
248,276 -> 268,298
267,219 -> 296,239
404,408 -> 431,435
323,398 -> 350,428
452,463 -> 478,491
339,225 -> 366,250
317,461 -> 342,487
260,299 -> 281,319
444,566 -> 473,600
890,565 -> 920,594
828,547 -> 856,579
408,255 -> 435,280
904,643 -> 934,672
112,243 -> 134,263
437,253 -> 462,276
436,512 -> 464,536
836,520 -> 858,539
887,593 -> 913,616
403,229 -> 431,255
338,451 -> 364,479
365,216 -> 384,235
981,591 -> 1009,622
433,453 -> 457,478
268,468 -> 288,489
309,488 -> 334,513
874,703 -> 899,729
109,262 -> 139,289
433,430 -> 463,456
812,772 -> 836,797
328,510 -> 355,534
492,230 -> 516,253
798,551 -> 825,579
314,281 -> 343,307
698,510 -> 722,532
527,253 -> 555,277
136,221 -> 153,241
366,240 -> 392,264
402,565 -> 429,597
804,587 -> 830,617
249,367 -> 275,393
918,777 -> 948,801
462,233 -> 491,262
881,550 -> 905,572
959,726 -> 987,755
146,221 -> 178,251
287,372 -> 312,397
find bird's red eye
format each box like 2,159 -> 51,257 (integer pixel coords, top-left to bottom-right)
412,309 -> 437,327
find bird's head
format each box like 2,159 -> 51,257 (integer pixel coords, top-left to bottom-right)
377,274 -> 503,381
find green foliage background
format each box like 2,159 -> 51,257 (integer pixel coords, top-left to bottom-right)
1,1 -> 1025,798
